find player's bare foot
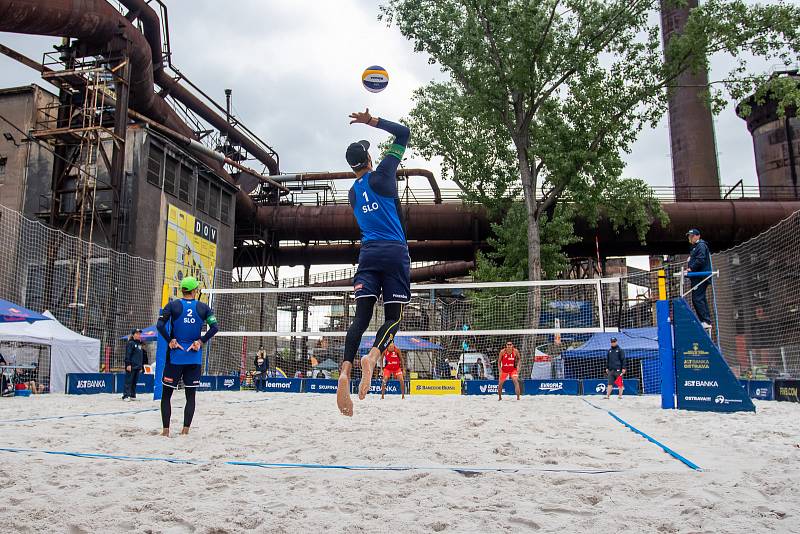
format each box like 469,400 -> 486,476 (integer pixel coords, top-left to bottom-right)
337,374 -> 353,416
180,427 -> 190,435
358,352 -> 378,400
161,428 -> 170,437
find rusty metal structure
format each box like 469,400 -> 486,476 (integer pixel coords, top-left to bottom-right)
0,0 -> 798,284
660,0 -> 721,201
737,71 -> 800,200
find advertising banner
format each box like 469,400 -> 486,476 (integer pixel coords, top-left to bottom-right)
582,379 -> 640,396
216,375 -> 240,391
114,373 -> 154,394
522,379 -> 579,395
163,205 -> 217,306
774,379 -> 799,402
261,378 -> 303,393
197,375 -> 217,391
66,373 -> 115,395
305,379 -> 339,394
410,379 -> 461,395
673,300 -> 755,412
739,380 -> 774,401
464,380 -> 518,396
351,379 -> 404,395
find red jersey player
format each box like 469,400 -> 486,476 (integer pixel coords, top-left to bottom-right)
498,341 -> 521,400
381,342 -> 406,399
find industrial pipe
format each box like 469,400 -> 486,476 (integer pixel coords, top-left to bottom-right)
272,169 -> 443,204
254,203 -> 489,242
117,0 -> 280,175
234,240 -> 482,267
310,261 -> 476,287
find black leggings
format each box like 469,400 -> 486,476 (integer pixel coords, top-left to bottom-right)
160,387 -> 197,429
343,299 -> 404,363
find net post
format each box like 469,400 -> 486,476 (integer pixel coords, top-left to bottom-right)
595,279 -> 605,331
657,270 -> 675,409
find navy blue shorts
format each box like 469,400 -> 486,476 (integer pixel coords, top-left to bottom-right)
162,362 -> 202,389
354,241 -> 410,304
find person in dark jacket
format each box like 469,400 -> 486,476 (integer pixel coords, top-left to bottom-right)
686,228 -> 713,327
123,329 -> 146,400
253,348 -> 269,392
605,337 -> 626,399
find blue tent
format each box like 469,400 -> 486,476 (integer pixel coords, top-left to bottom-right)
563,327 -> 660,393
0,299 -> 50,323
119,324 -> 159,342
359,335 -> 443,354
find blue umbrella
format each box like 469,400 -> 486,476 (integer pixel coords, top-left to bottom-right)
359,335 -> 443,352
0,299 -> 50,323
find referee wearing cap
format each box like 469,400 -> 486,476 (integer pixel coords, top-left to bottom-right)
123,328 -> 146,401
686,228 -> 713,329
605,337 -> 626,399
337,108 -> 411,417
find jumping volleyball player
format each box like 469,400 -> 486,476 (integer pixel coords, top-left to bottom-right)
156,276 -> 219,436
336,108 -> 411,417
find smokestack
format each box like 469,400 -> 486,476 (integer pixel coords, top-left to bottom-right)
660,0 -> 721,201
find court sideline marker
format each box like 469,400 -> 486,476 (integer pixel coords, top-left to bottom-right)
582,398 -> 702,471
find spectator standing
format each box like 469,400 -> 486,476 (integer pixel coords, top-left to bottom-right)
605,337 -> 626,399
123,329 -> 146,400
686,228 -> 713,329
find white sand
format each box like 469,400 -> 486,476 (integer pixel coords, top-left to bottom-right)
0,392 -> 797,533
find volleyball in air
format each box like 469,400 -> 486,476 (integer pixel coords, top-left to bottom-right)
362,65 -> 389,93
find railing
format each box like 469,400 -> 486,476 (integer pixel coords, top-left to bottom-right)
280,261 -> 444,288
281,182 -> 775,207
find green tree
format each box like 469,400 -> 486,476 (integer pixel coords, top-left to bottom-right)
382,0 -> 800,284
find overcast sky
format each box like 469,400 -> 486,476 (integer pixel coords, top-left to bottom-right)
0,0 -> 789,277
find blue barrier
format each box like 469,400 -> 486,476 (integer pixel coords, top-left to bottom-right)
351,379 -> 404,395
114,373 -> 154,394
197,376 -> 217,391
523,379 -> 579,395
305,379 -> 339,394
66,373 -> 115,395
739,379 -> 774,401
262,378 -> 302,393
464,380 -> 517,396
216,376 -> 240,391
673,300 -> 755,412
582,379 -> 640,396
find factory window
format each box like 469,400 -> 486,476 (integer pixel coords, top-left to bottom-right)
220,191 -> 232,225
146,146 -> 163,187
164,155 -> 178,197
196,176 -> 209,213
178,164 -> 193,204
209,183 -> 221,220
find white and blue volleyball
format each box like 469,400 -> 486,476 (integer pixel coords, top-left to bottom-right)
362,65 -> 389,93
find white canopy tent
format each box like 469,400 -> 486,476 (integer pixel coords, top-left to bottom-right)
0,311 -> 100,393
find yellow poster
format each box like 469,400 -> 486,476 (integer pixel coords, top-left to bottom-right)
163,204 -> 218,306
410,380 -> 462,396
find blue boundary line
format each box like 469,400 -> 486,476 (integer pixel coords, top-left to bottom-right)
224,398 -> 271,405
0,446 -> 624,475
0,408 -> 158,424
582,398 -> 702,471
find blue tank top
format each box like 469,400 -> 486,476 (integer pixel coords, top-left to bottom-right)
352,174 -> 406,243
170,299 -> 203,365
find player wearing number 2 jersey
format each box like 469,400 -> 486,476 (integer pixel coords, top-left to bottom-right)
336,108 -> 410,417
156,276 -> 218,436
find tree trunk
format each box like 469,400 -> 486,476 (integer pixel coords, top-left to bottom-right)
515,141 -> 542,366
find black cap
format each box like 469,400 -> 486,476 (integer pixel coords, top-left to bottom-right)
610,337 -> 618,342
686,228 -> 701,236
131,328 -> 142,335
345,140 -> 370,170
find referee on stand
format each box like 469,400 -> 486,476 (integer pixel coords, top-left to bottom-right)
605,337 -> 626,400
